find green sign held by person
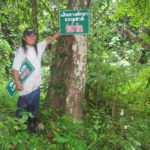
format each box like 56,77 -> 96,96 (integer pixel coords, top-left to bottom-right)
6,59 -> 35,98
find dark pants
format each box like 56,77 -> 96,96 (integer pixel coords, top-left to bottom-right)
16,88 -> 40,118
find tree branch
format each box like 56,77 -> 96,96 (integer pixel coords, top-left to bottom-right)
40,0 -> 56,27
118,28 -> 150,50
91,3 -> 109,27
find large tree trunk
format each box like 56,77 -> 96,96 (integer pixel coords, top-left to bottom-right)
47,0 -> 90,120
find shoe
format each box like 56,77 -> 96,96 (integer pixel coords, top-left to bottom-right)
28,117 -> 37,133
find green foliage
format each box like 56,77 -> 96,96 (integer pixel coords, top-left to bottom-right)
0,113 -> 55,150
43,111 -> 87,150
85,1 -> 150,148
138,33 -> 150,43
0,39 -> 12,78
110,0 -> 150,28
0,80 -> 55,150
1,0 -> 150,150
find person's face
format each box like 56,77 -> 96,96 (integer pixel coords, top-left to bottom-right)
23,34 -> 37,46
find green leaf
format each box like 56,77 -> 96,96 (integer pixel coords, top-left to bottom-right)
54,136 -> 69,143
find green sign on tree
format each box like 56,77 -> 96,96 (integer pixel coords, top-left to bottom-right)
6,59 -> 35,98
59,9 -> 90,35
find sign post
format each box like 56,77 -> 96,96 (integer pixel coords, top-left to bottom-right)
59,9 -> 90,35
6,59 -> 35,98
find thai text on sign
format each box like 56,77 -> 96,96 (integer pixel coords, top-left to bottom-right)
59,9 -> 90,35
6,59 -> 35,98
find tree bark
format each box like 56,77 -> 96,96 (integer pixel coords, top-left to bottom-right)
31,0 -> 38,33
47,0 -> 90,120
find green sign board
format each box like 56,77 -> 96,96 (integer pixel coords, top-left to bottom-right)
59,9 -> 90,35
6,59 -> 35,98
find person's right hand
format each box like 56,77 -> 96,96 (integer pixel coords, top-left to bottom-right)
15,82 -> 24,91
54,32 -> 61,39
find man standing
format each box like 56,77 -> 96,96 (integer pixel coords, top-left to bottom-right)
12,28 -> 60,132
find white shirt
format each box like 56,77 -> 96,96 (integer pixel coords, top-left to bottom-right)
12,40 -> 47,96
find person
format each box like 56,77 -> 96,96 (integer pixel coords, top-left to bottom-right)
12,28 -> 60,132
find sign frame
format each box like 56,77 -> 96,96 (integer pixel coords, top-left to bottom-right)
59,9 -> 90,35
6,59 -> 35,98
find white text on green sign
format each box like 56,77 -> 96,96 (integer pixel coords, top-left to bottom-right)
59,9 -> 90,35
6,59 -> 35,98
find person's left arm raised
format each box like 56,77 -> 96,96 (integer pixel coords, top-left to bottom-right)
45,32 -> 61,45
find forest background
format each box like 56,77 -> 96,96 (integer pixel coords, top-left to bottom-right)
0,0 -> 150,150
